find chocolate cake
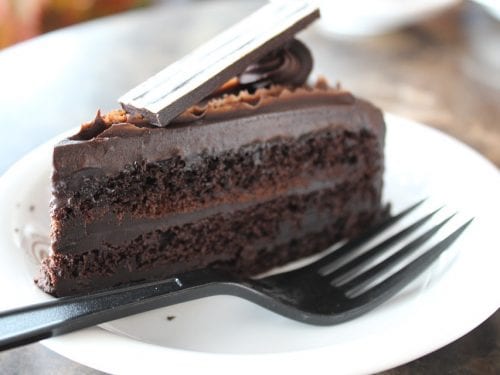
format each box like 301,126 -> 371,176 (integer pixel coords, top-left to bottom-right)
35,5 -> 386,297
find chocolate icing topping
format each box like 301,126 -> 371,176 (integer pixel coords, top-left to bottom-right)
239,39 -> 312,88
209,39 -> 313,98
175,79 -> 354,123
71,39 -> 317,141
70,111 -> 108,141
54,91 -> 383,180
70,78 -> 356,141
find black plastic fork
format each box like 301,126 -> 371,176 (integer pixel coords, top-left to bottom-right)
0,201 -> 472,351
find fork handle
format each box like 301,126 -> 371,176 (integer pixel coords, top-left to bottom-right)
0,270 -> 228,351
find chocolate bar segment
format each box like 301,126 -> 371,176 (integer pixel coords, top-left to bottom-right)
119,1 -> 320,126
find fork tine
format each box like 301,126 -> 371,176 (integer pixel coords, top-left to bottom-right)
348,218 -> 474,302
312,199 -> 426,273
338,213 -> 456,291
319,206 -> 442,276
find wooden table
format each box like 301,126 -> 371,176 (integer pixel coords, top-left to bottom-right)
0,1 -> 498,373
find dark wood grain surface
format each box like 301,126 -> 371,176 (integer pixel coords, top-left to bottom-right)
0,1 -> 498,373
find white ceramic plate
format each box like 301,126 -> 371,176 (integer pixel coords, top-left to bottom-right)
0,114 -> 499,375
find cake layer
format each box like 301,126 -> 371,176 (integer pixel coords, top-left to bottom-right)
38,182 -> 383,297
53,175 -> 381,254
53,180 -> 338,253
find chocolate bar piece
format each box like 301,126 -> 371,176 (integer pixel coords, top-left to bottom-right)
119,1 -> 319,126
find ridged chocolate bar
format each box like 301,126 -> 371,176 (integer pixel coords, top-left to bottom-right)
119,1 -> 319,126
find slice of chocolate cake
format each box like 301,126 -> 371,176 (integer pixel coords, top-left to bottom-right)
35,4 -> 386,297
37,77 -> 385,296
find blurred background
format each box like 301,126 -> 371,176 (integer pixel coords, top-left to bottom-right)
1,0 -> 499,48
0,0 -> 152,48
0,0 -> 498,169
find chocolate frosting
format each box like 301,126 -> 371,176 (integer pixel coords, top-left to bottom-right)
209,39 -> 312,98
239,39 -> 312,88
54,91 -> 383,179
71,39 -> 316,141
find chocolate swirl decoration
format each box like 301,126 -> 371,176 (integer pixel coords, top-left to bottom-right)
209,39 -> 313,97
239,38 -> 313,87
